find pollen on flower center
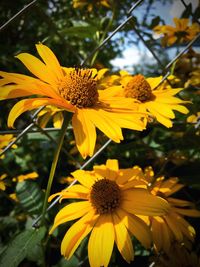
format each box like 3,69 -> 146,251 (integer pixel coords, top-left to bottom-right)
58,68 -> 99,108
90,178 -> 121,214
124,74 -> 154,102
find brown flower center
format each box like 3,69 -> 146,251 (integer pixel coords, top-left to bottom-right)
90,178 -> 121,214
124,74 -> 154,102
58,68 -> 99,108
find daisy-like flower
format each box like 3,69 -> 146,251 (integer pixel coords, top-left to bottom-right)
49,159 -> 170,267
37,105 -> 64,128
0,44 -> 146,158
73,0 -> 110,11
141,166 -> 200,253
106,71 -> 189,127
153,17 -> 200,46
0,134 -> 17,158
12,172 -> 38,183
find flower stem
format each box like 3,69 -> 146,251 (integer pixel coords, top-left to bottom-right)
40,112 -> 71,226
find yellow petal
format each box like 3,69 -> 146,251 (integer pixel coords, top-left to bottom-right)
116,167 -> 143,184
147,102 -> 175,119
151,216 -> 171,252
112,213 -> 134,263
72,109 -> 96,159
84,109 -> 123,142
146,77 -> 162,89
164,213 -> 183,241
147,105 -> 173,127
53,112 -> 63,128
49,201 -> 92,234
117,208 -> 151,248
171,104 -> 189,114
122,188 -> 169,216
167,197 -> 194,207
36,43 -> 63,81
48,185 -> 89,202
71,169 -> 96,188
16,53 -> 56,85
61,209 -> 98,259
172,207 -> 200,217
8,98 -> 74,128
88,214 -> 114,267
105,159 -> 119,181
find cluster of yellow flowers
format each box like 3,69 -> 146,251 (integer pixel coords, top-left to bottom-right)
0,43 -> 198,267
0,44 -> 189,159
153,18 -> 200,46
48,159 -> 200,267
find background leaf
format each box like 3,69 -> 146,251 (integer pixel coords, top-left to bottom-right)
0,227 -> 46,267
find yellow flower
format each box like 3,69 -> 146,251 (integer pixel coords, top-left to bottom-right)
12,172 -> 38,182
187,112 -> 200,124
142,166 -> 200,253
9,193 -> 19,202
73,0 -> 110,11
0,174 -> 7,191
0,44 -> 146,159
37,105 -> 64,128
107,72 -> 189,128
154,17 -> 200,46
0,134 -> 17,158
185,69 -> 200,88
49,159 -> 169,267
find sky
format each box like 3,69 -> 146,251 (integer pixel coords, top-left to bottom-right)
110,0 -> 199,70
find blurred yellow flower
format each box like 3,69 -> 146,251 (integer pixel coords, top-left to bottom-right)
37,105 -> 64,128
49,159 -> 169,267
0,174 -> 7,191
187,112 -> 200,124
154,17 -> 200,46
73,0 -> 110,11
0,134 -> 17,158
185,69 -> 200,88
12,172 -> 38,182
142,166 -> 200,253
0,44 -> 146,159
58,176 -> 75,184
9,193 -> 19,202
107,72 -> 189,127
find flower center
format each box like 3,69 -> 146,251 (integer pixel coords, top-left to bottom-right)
124,74 -> 154,102
90,178 -> 121,214
58,68 -> 99,108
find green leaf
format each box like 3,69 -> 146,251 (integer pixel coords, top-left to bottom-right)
60,24 -> 97,39
53,256 -> 79,267
0,227 -> 46,267
16,181 -> 44,215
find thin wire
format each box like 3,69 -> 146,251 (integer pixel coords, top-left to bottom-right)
165,32 -> 200,70
0,123 -> 35,157
81,0 -> 145,66
0,0 -> 38,32
0,128 -> 61,135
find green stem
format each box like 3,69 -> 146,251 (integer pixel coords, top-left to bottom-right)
40,112 -> 71,225
90,5 -> 116,66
